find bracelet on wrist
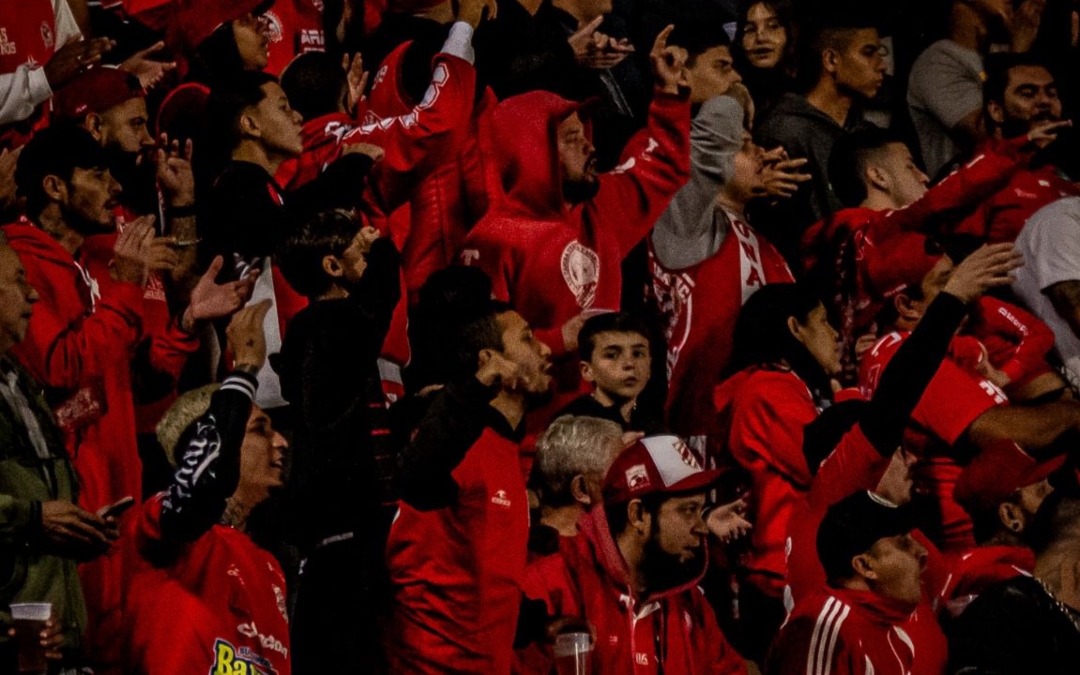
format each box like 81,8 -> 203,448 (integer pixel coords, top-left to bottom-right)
166,203 -> 197,218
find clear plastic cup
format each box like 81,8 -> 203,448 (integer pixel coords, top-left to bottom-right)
10,603 -> 51,674
553,631 -> 592,675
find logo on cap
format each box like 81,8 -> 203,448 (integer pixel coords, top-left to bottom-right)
625,464 -> 650,491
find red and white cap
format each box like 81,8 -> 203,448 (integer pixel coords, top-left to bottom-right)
603,435 -> 722,504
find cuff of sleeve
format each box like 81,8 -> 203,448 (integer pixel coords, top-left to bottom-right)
931,291 -> 970,318
28,67 -> 52,107
221,371 -> 258,400
441,22 -> 476,64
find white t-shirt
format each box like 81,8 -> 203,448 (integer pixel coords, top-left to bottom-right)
1012,197 -> 1080,388
907,39 -> 985,179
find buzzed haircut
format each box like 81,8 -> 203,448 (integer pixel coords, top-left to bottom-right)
280,51 -> 348,122
447,299 -> 515,381
207,70 -> 279,152
828,127 -> 908,208
666,13 -> 732,67
275,208 -> 362,299
577,312 -> 651,362
797,7 -> 878,91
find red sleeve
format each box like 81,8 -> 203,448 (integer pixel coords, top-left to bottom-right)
766,613 -> 864,675
585,92 -> 691,258
698,588 -> 749,675
910,359 -> 1004,446
729,374 -> 817,489
807,425 -> 891,512
15,266 -> 144,391
345,53 -> 478,212
868,136 -> 1030,240
972,297 -> 1056,384
144,316 -> 200,383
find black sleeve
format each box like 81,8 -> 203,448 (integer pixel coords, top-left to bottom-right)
395,377 -> 498,511
158,372 -> 256,541
861,292 -> 970,456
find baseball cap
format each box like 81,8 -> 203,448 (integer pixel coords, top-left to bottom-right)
603,435 -> 722,504
954,440 -> 1068,520
165,0 -> 275,55
817,490 -> 918,581
862,231 -> 942,301
52,67 -> 145,124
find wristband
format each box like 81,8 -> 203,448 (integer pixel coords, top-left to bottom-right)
166,203 -> 197,218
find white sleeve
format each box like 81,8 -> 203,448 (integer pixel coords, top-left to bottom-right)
440,21 -> 475,65
54,0 -> 83,47
0,66 -> 53,125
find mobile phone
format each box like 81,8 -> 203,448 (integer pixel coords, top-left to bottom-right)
98,496 -> 136,520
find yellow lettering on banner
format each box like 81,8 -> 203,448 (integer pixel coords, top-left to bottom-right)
213,640 -> 236,675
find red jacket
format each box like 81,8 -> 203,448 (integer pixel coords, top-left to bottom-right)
767,587 -> 947,675
651,218 -> 793,456
385,425 -> 529,675
937,545 -> 1034,620
714,368 -> 817,598
124,496 -> 291,675
515,508 -> 747,675
0,0 -> 60,149
953,140 -> 1080,243
4,221 -> 145,671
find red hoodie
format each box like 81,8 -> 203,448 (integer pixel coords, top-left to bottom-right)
461,89 -> 690,373
515,508 -> 747,675
3,220 -> 145,671
713,368 -> 817,599
262,0 -> 325,76
949,296 -> 1057,395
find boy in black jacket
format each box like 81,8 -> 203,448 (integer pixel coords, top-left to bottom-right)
272,208 -> 401,675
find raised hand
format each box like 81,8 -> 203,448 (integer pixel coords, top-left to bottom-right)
181,256 -> 259,331
943,242 -> 1024,303
650,25 -> 689,95
706,498 -> 752,545
44,37 -> 115,89
154,134 -> 196,208
342,53 -> 369,116
758,147 -> 811,199
476,351 -> 523,391
227,299 -> 273,369
1009,0 -> 1047,53
120,40 -> 178,90
569,17 -> 635,70
456,0 -> 497,29
112,216 -> 177,285
1026,119 -> 1073,150
40,500 -> 114,559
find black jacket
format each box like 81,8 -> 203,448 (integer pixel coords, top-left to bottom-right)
273,238 -> 402,549
947,574 -> 1080,675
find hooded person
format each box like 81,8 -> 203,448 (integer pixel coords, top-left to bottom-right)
650,93 -> 792,462
459,25 -> 691,429
514,434 -> 748,675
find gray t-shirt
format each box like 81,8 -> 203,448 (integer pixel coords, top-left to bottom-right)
907,39 -> 985,179
1012,197 -> 1080,388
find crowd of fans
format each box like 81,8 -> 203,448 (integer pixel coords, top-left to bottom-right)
1,0 -> 1080,674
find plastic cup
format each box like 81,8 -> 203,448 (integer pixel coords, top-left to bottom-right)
553,631 -> 592,675
10,603 -> 51,674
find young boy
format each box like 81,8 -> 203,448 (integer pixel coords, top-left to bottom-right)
272,208 -> 401,673
557,312 -> 662,432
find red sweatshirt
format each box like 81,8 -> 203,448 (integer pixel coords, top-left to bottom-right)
949,296 -> 1056,394
124,496 -> 291,675
651,217 -> 793,457
859,332 -> 1007,551
4,220 -> 145,671
515,508 -> 747,675
461,89 -> 690,362
0,0 -> 61,149
385,424 -> 529,675
714,368 -> 817,598
953,139 -> 1080,243
262,0 -> 325,76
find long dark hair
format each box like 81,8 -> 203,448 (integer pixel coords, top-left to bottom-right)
733,0 -> 799,76
730,282 -> 834,407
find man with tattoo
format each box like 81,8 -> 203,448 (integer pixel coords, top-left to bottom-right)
121,299 -> 295,675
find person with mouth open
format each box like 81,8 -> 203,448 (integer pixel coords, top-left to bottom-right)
122,299 -> 294,675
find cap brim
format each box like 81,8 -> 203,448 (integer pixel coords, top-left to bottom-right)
666,468 -> 723,495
